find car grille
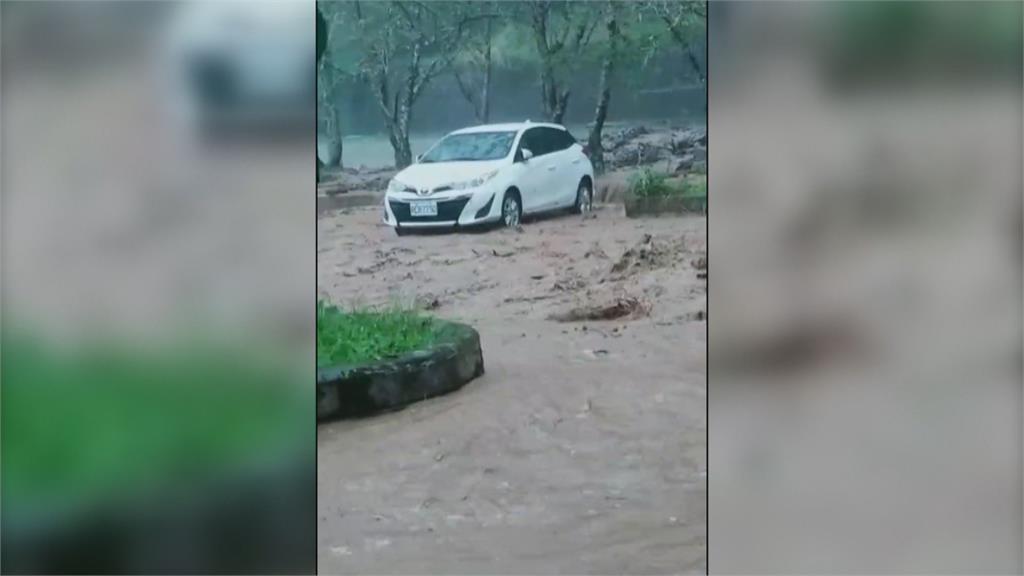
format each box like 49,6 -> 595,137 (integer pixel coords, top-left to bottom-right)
390,198 -> 471,223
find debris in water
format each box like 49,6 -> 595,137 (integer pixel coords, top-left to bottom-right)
584,243 -> 609,259
552,277 -> 587,292
549,297 -> 650,322
609,234 -> 685,277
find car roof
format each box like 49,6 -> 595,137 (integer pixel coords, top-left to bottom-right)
450,122 -> 567,135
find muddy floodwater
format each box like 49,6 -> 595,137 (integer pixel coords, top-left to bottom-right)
317,206 -> 706,574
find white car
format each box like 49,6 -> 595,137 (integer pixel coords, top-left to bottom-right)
384,122 -> 595,235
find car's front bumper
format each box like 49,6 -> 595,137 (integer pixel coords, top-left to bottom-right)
383,187 -> 500,229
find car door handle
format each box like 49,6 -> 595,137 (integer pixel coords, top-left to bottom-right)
547,166 -> 557,171
572,159 -> 581,164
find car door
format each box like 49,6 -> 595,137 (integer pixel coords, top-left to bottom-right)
545,128 -> 583,207
513,127 -> 557,213
533,127 -> 577,212
535,128 -> 568,211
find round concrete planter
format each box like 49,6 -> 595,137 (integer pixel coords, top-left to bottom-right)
317,320 -> 485,421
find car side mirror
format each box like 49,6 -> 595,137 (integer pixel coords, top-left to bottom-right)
520,148 -> 534,162
415,153 -> 423,162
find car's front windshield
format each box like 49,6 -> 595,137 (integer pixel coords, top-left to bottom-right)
419,131 -> 516,163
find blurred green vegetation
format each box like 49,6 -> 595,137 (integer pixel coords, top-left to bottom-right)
1,329 -> 311,511
828,2 -> 1022,83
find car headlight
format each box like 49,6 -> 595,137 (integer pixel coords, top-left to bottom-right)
448,170 -> 498,191
388,179 -> 412,193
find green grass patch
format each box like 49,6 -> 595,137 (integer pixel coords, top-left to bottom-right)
629,168 -> 707,200
316,300 -> 438,368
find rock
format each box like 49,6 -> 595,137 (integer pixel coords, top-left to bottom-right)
602,125 -> 650,151
636,131 -> 675,151
669,127 -> 707,153
607,142 -> 668,169
620,125 -> 649,140
671,154 -> 695,174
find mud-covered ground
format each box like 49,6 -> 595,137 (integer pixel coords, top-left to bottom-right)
317,206 -> 706,574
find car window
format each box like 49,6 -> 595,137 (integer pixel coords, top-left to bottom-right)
420,131 -> 517,163
547,128 -> 576,152
519,128 -> 547,157
538,128 -> 561,154
519,127 -> 575,158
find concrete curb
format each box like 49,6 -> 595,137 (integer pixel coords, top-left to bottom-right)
624,195 -> 707,217
316,321 -> 484,421
317,192 -> 383,215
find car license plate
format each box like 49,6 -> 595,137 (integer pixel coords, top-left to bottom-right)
410,201 -> 438,217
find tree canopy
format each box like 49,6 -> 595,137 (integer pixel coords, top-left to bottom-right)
317,0 -> 707,169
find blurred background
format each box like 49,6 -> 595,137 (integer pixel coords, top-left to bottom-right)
1,1 -> 315,573
709,1 -> 1022,573
4,0 -> 1023,573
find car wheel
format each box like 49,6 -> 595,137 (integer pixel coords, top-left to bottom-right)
501,191 -> 522,229
574,180 -> 593,215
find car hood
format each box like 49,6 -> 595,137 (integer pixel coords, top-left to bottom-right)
393,160 -> 504,190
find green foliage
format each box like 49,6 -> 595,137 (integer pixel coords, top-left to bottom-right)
629,167 -> 672,198
318,2 -> 367,77
829,2 -> 1021,78
319,0 -> 706,85
489,20 -> 538,68
1,333 -> 310,507
316,300 -> 439,367
629,168 -> 706,199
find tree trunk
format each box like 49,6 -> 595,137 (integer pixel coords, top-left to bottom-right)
393,132 -> 412,169
393,99 -> 414,169
329,104 -> 343,168
588,65 -> 612,174
686,45 -> 705,85
481,18 -> 492,124
539,72 -> 570,123
552,89 -> 570,124
530,2 -> 573,124
686,45 -> 707,114
587,14 -> 617,174
540,65 -> 557,121
385,121 -> 413,169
